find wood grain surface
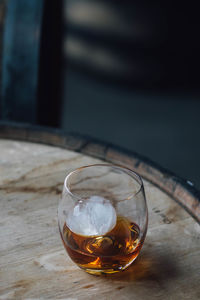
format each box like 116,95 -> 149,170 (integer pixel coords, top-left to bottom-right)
0,138 -> 199,300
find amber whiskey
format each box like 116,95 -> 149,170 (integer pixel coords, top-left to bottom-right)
61,216 -> 142,274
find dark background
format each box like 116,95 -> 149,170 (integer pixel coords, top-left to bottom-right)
0,0 -> 200,188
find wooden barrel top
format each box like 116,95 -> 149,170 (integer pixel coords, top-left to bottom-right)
0,123 -> 199,299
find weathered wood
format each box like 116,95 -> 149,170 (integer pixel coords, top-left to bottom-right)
0,121 -> 199,223
0,126 -> 199,299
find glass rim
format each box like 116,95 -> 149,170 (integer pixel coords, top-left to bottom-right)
64,163 -> 144,201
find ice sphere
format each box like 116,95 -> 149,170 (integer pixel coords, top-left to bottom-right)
66,196 -> 117,236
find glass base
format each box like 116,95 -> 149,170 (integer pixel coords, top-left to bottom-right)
82,268 -> 121,275
79,256 -> 138,276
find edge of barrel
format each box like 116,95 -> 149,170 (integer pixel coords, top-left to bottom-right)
0,121 -> 199,223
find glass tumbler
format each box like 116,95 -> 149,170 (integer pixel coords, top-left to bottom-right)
58,164 -> 148,275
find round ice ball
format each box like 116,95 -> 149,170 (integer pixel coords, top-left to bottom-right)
66,196 -> 117,236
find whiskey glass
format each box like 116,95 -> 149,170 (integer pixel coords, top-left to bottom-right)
58,164 -> 148,275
